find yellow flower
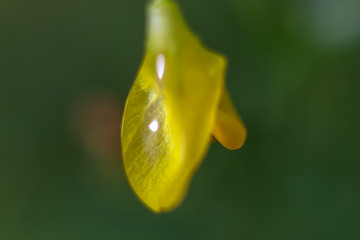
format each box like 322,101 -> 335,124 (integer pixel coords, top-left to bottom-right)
121,0 -> 246,213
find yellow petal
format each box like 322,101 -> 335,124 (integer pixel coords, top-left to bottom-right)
212,89 -> 247,150
121,0 -> 245,212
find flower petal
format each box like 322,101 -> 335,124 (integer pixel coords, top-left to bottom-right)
212,89 -> 247,150
121,0 -> 246,212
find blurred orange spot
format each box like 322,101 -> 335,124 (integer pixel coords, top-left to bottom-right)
70,90 -> 123,167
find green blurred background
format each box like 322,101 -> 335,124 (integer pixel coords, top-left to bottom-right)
1,0 -> 360,239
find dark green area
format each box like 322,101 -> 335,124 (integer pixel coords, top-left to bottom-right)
1,0 -> 360,239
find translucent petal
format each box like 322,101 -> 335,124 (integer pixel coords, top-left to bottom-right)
212,89 -> 247,150
121,0 -> 245,212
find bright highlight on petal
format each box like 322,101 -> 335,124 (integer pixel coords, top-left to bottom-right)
156,54 -> 165,80
148,119 -> 159,132
121,0 -> 246,213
